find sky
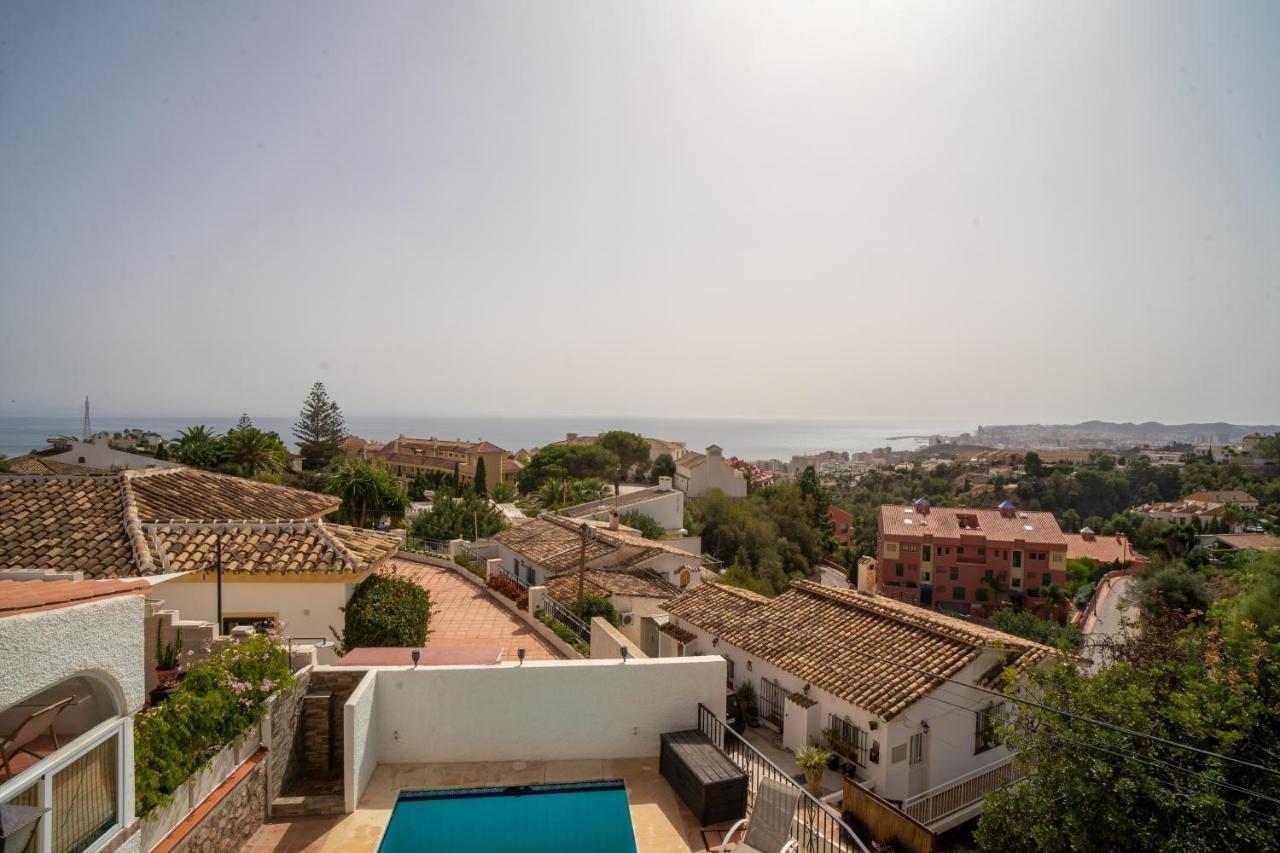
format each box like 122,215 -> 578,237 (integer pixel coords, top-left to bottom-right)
1,1 -> 1278,424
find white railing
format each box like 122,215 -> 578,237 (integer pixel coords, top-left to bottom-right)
0,716 -> 130,853
900,754 -> 1021,826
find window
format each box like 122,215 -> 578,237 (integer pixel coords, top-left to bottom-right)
896,563 -> 904,576
975,588 -> 990,602
827,715 -> 869,767
725,658 -> 735,683
902,544 -> 919,553
909,732 -> 926,766
950,567 -> 959,581
957,546 -> 965,555
1012,577 -> 1021,588
1042,572 -> 1052,586
983,569 -> 994,580
952,587 -> 966,600
1012,550 -> 1023,569
975,702 -> 1004,753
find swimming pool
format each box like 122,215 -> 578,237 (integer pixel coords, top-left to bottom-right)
377,780 -> 639,853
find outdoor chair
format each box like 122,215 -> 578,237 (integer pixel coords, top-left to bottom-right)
0,696 -> 74,779
719,777 -> 801,853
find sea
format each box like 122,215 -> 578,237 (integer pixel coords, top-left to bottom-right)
0,415 -> 976,462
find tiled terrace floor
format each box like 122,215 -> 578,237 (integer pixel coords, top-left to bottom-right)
245,758 -> 733,852
389,558 -> 562,662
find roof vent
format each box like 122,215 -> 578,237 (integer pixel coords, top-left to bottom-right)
912,497 -> 930,515
1080,526 -> 1096,540
998,500 -> 1016,517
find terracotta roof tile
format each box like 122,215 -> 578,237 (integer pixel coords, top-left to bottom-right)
0,469 -> 384,579
664,579 -> 1049,720
879,504 -> 1067,546
0,578 -> 149,617
3,455 -> 111,476
494,514 -> 693,574
559,486 -> 673,519
1063,532 -> 1136,564
543,568 -> 680,601
658,621 -> 696,644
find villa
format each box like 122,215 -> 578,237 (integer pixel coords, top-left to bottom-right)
674,445 -> 748,498
0,468 -> 401,657
558,476 -> 688,534
658,578 -> 1053,834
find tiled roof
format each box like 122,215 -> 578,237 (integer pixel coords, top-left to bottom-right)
659,621 -> 696,644
0,578 -> 149,617
1185,490 -> 1255,504
676,452 -> 706,469
878,504 -> 1067,546
0,469 -> 390,579
664,579 -> 1050,720
145,521 -> 397,576
559,486 -> 672,519
1215,533 -> 1280,551
1063,532 -> 1136,564
543,568 -> 680,601
3,455 -> 110,476
494,514 -> 694,574
128,468 -> 339,520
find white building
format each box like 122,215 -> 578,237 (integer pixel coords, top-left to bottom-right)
558,477 -> 686,533
673,445 -> 747,498
659,579 -> 1052,832
40,438 -> 181,472
0,577 -> 150,853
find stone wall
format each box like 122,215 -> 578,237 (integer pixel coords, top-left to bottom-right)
305,669 -> 367,778
171,753 -> 268,853
267,667 -> 311,804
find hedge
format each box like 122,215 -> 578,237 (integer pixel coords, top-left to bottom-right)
334,571 -> 432,653
134,633 -> 292,816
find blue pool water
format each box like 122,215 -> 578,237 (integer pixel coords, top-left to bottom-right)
377,780 -> 639,853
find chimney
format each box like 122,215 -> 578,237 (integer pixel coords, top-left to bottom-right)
856,556 -> 876,594
657,475 -> 673,492
707,444 -> 722,459
609,509 -> 620,531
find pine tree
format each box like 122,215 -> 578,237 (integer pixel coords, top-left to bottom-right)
293,382 -> 347,471
473,456 -> 488,496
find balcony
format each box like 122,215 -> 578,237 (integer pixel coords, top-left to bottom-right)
900,754 -> 1022,832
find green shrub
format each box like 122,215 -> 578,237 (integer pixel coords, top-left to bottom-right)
536,611 -> 589,655
134,633 -> 292,816
619,510 -> 666,540
455,555 -> 485,580
572,593 -> 620,627
332,571 -> 431,654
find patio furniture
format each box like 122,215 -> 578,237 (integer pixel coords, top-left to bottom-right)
659,729 -> 748,826
0,697 -> 73,779
719,777 -> 802,853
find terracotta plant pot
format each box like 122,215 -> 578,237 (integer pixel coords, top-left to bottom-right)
155,667 -> 179,686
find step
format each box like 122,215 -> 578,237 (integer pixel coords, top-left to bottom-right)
271,794 -> 345,818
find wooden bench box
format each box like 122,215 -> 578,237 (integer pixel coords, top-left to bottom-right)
659,729 -> 749,826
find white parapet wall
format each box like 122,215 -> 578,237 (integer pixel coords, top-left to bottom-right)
335,656 -> 724,784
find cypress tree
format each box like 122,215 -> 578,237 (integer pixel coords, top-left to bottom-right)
473,456 -> 488,496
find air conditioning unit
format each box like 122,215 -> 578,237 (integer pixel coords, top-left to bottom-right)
620,612 -> 635,626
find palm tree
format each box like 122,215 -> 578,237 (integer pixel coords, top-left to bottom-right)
327,460 -> 408,528
172,425 -> 223,469
982,573 -> 1010,609
1043,583 -> 1069,623
222,427 -> 284,478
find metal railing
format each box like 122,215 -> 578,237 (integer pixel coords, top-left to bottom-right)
700,553 -> 725,572
402,535 -> 450,558
900,754 -> 1021,826
697,704 -> 869,853
537,594 -> 590,643
457,542 -> 483,564
500,566 -> 530,590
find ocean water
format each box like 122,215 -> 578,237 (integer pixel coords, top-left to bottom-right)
0,414 -> 974,461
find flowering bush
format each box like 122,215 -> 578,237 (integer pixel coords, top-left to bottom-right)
487,574 -> 528,609
332,571 -> 432,654
134,633 -> 293,816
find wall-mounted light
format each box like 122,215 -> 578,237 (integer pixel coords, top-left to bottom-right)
869,720 -> 879,731
803,683 -> 810,694
921,720 -> 930,732
746,661 -> 753,672
411,649 -> 421,668
517,647 -> 526,665
712,637 -> 719,647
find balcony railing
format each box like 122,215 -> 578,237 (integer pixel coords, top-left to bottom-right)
402,535 -> 450,559
697,704 -> 869,853
536,593 -> 590,644
900,754 -> 1021,827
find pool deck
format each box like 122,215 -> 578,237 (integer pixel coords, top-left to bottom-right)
245,758 -> 728,852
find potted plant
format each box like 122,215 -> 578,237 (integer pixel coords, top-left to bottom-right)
819,728 -> 842,770
796,745 -> 833,795
736,683 -> 759,727
155,629 -> 182,685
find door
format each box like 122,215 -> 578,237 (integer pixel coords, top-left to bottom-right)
908,731 -> 928,795
759,678 -> 786,733
641,617 -> 661,657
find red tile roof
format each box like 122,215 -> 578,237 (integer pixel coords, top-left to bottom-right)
1063,532 -> 1136,564
0,578 -> 149,617
878,504 -> 1066,546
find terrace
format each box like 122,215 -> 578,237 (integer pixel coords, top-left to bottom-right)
246,656 -> 869,853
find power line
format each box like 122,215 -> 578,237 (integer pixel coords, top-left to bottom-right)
726,606 -> 1280,778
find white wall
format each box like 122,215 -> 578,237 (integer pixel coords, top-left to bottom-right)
671,619 -> 1013,801
343,670 -> 378,813
0,594 -> 146,714
153,579 -> 353,662
46,440 -> 181,471
363,657 -> 724,763
589,617 -> 645,660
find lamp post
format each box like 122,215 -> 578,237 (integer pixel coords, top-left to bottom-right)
215,532 -> 223,634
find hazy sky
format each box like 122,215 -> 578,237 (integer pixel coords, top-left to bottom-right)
2,1 -> 1278,423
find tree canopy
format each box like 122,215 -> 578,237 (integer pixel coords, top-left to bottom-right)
597,431 -> 651,480
292,381 -> 346,470
326,459 -> 409,527
975,554 -> 1280,852
409,483 -> 507,541
517,443 -> 620,492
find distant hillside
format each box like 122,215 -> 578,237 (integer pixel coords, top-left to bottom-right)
979,421 -> 1278,443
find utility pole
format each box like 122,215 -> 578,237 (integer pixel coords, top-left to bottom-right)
576,522 -> 594,613
215,533 -> 223,634
83,396 -> 91,442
